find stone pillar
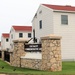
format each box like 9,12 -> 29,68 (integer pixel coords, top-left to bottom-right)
41,34 -> 62,71
9,51 -> 13,63
10,39 -> 27,67
2,50 -> 4,60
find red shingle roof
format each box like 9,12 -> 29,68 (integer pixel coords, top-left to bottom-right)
12,26 -> 32,31
2,33 -> 9,38
42,4 -> 75,11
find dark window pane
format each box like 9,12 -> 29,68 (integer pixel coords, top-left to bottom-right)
19,33 -> 23,37
39,20 -> 42,29
28,33 -> 31,38
61,15 -> 68,25
6,38 -> 9,42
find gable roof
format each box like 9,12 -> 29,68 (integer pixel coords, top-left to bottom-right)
2,33 -> 9,38
42,4 -> 75,11
12,26 -> 32,31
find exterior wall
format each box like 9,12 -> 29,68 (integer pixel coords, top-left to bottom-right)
10,39 -> 26,67
53,12 -> 75,60
1,36 -> 5,50
32,4 -> 75,60
10,27 -> 32,50
15,31 -> 32,39
32,5 -> 54,41
2,51 -> 4,60
41,35 -> 62,71
1,36 -> 10,50
21,58 -> 42,69
10,27 -> 16,50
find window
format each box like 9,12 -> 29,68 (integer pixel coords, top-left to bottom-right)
28,33 -> 31,38
61,15 -> 68,25
39,20 -> 42,29
19,33 -> 23,38
6,38 -> 9,42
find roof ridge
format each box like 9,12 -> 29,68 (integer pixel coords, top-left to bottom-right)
12,25 -> 32,31
2,33 -> 9,38
42,4 -> 75,11
42,4 -> 74,7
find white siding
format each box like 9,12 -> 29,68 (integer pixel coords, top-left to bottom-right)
32,4 -> 75,60
1,36 -> 10,50
1,37 -> 3,50
10,27 -> 15,50
53,12 -> 75,60
10,27 -> 32,49
32,5 -> 54,41
15,31 -> 32,39
5,38 -> 10,49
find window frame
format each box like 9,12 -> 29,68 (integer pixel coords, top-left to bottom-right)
6,38 -> 9,42
61,15 -> 68,25
39,20 -> 42,29
28,33 -> 31,38
19,33 -> 23,38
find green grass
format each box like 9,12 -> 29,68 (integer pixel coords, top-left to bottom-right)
0,59 -> 75,75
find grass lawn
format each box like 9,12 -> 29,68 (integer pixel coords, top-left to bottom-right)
0,59 -> 75,75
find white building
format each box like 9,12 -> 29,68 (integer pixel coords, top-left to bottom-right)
32,4 -> 75,60
10,26 -> 32,50
1,33 -> 10,51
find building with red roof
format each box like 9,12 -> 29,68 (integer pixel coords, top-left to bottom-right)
32,4 -> 75,60
1,33 -> 10,51
10,25 -> 32,50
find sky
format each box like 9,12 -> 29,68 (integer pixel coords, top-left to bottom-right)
0,0 -> 75,39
